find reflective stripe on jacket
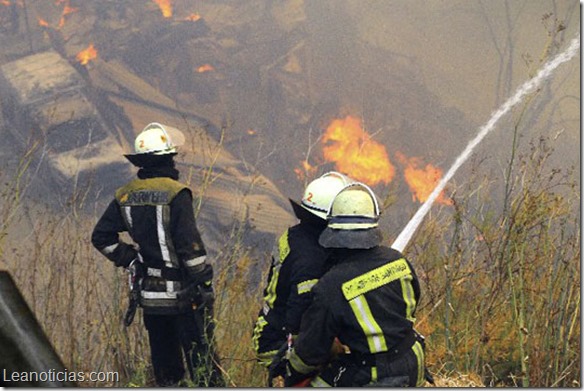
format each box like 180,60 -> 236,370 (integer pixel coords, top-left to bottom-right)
252,221 -> 330,367
288,246 -> 425,387
92,176 -> 208,314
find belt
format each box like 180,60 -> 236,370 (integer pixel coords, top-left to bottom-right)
340,329 -> 418,367
146,266 -> 183,281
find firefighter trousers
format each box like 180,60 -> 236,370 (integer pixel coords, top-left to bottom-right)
143,309 -> 224,387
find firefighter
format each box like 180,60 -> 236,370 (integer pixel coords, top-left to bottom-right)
91,123 -> 224,387
252,172 -> 353,384
285,183 -> 429,387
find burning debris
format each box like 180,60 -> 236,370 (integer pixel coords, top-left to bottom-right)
0,0 -> 475,246
153,0 -> 173,18
76,43 -> 97,65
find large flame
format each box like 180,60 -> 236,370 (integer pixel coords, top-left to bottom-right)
153,0 -> 173,18
76,43 -> 98,65
396,152 -> 451,205
322,115 -> 395,186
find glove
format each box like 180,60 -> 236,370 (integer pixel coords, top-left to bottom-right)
177,281 -> 214,308
125,259 -> 145,277
110,243 -> 138,268
268,354 -> 287,380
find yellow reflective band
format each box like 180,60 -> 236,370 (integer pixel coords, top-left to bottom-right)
265,231 -> 290,307
349,295 -> 387,353
252,316 -> 268,357
371,366 -> 378,383
297,279 -> 318,295
256,350 -> 278,368
342,258 -> 411,301
278,230 -> 291,261
310,376 -> 332,387
400,274 -> 417,322
412,341 -> 425,386
289,350 -> 319,375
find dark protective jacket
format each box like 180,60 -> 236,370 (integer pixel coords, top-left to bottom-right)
91,175 -> 210,315
252,217 -> 331,368
287,246 -> 426,387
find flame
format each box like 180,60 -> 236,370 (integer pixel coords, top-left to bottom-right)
38,18 -> 49,27
153,0 -> 173,18
321,115 -> 395,186
58,3 -> 78,29
247,129 -> 256,135
76,43 -> 98,65
1,0 -> 11,6
185,13 -> 201,22
396,152 -> 451,205
197,64 -> 214,73
294,160 -> 318,182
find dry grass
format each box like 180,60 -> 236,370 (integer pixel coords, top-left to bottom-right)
0,130 -> 579,387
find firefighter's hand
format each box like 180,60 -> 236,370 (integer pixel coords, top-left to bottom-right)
268,355 -> 287,381
194,283 -> 214,308
108,242 -> 138,268
330,337 -> 350,358
125,259 -> 144,277
177,282 -> 214,308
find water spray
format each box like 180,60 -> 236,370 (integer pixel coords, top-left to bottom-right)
391,34 -> 580,253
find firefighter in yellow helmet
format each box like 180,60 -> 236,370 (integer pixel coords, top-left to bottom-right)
285,183 -> 431,387
252,171 -> 354,385
91,123 -> 224,387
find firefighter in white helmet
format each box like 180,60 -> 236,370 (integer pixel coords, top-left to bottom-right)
252,171 -> 354,385
91,122 -> 223,387
285,183 -> 432,387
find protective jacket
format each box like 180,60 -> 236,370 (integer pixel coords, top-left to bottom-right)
286,246 -> 426,387
252,217 -> 331,368
91,172 -> 211,315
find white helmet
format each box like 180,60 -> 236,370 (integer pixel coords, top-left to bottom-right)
299,171 -> 354,220
319,182 -> 382,249
133,122 -> 181,155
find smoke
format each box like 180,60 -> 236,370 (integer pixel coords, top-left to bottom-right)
391,34 -> 580,253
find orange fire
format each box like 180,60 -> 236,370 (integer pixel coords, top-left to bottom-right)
38,18 -> 49,27
153,0 -> 173,18
58,3 -> 78,29
294,160 -> 318,182
321,115 -> 395,186
197,64 -> 214,73
1,0 -> 11,6
185,13 -> 201,22
76,43 -> 98,65
396,152 -> 451,205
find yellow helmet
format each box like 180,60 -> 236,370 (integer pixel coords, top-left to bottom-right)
319,183 -> 382,249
